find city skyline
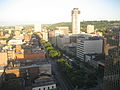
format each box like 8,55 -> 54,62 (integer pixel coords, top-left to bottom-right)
0,0 -> 120,25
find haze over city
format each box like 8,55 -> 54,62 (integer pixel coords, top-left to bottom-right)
0,0 -> 120,25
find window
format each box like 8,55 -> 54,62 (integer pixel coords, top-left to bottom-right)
43,88 -> 45,90
39,88 -> 41,90
52,86 -> 54,88
48,87 -> 50,90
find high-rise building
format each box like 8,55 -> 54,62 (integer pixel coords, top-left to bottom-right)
77,38 -> 103,61
72,8 -> 80,34
103,28 -> 120,90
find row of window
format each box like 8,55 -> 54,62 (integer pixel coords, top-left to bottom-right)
33,86 -> 55,90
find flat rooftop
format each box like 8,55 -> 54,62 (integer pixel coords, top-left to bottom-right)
32,76 -> 55,87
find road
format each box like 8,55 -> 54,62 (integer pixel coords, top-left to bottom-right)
51,60 -> 74,90
63,54 -> 95,73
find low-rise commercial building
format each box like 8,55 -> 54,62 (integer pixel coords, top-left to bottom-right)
0,40 -> 7,44
8,39 -> 24,45
32,76 -> 56,90
6,60 -> 51,79
87,25 -> 95,34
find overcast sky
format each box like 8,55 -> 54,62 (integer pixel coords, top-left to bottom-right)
0,0 -> 120,25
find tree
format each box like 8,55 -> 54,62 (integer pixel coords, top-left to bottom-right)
46,46 -> 54,51
85,73 -> 98,88
43,42 -> 52,47
49,50 -> 61,58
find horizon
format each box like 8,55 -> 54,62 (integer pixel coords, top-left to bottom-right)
0,20 -> 120,26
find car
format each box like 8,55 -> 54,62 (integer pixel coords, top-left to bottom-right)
69,59 -> 73,61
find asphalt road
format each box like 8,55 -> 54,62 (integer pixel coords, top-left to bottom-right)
51,60 -> 74,90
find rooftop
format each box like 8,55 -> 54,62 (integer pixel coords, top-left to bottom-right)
32,76 -> 55,87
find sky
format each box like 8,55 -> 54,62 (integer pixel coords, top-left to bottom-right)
0,0 -> 120,25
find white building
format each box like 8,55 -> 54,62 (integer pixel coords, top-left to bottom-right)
41,28 -> 48,41
15,26 -> 23,31
87,25 -> 95,34
8,39 -> 24,45
56,27 -> 69,34
72,8 -> 80,34
32,76 -> 56,90
77,39 -> 103,61
34,24 -> 41,32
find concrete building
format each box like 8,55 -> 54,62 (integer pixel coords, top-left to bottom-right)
103,28 -> 120,90
14,47 -> 46,60
34,24 -> 41,32
0,31 -> 4,36
24,34 -> 31,42
56,35 -> 70,49
7,50 -> 15,60
48,26 -> 70,46
15,26 -> 23,31
56,27 -> 69,34
96,31 -> 103,36
4,34 -> 10,38
41,27 -> 48,41
77,39 -> 103,61
6,60 -> 51,79
72,8 -> 80,34
8,29 -> 12,34
8,39 -> 23,45
48,30 -> 63,46
0,40 -> 7,44
70,34 -> 91,43
87,25 -> 95,34
32,76 -> 56,90
14,30 -> 21,36
0,52 -> 8,65
42,31 -> 48,41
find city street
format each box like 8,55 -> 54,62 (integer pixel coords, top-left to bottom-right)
51,60 -> 74,90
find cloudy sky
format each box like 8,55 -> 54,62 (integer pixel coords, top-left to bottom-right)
0,0 -> 120,25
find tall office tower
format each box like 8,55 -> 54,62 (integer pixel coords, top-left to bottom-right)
72,8 -> 80,34
103,28 -> 120,90
77,38 -> 103,61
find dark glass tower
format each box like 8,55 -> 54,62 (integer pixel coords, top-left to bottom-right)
103,27 -> 120,90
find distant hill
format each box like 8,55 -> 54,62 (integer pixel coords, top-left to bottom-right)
43,22 -> 72,30
43,20 -> 120,32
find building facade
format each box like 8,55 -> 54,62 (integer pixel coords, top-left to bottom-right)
77,39 -> 103,61
32,76 -> 56,90
72,8 -> 80,34
0,52 -> 8,65
34,24 -> 41,32
103,28 -> 120,90
56,35 -> 70,49
87,25 -> 95,34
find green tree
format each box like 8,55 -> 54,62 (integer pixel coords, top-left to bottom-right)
46,46 -> 54,51
43,42 -> 52,47
49,50 -> 61,58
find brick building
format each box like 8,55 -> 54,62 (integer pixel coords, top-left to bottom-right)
0,52 -> 8,65
14,45 -> 46,60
